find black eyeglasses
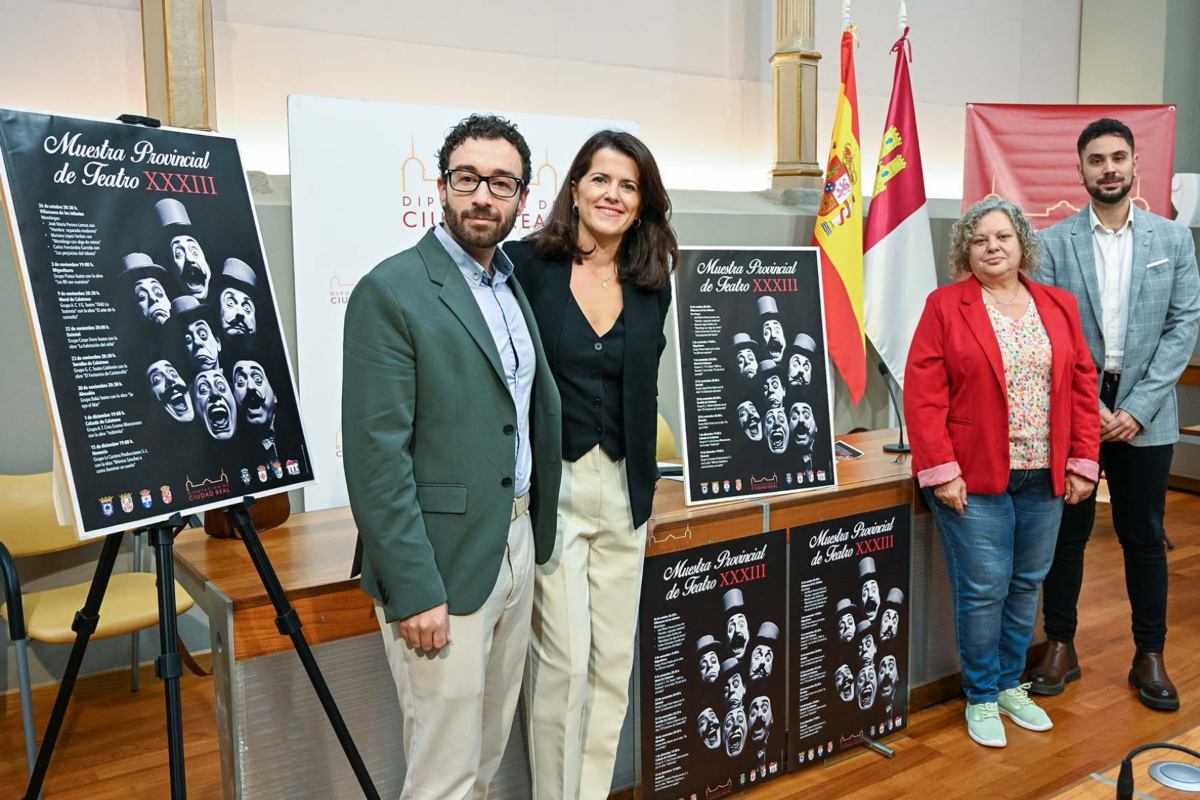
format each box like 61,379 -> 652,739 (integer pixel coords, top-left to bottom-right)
444,169 -> 524,199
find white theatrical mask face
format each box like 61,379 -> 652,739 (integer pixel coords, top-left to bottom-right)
858,633 -> 877,667
856,663 -> 877,710
835,664 -> 854,702
232,360 -> 276,427
879,655 -> 899,703
133,277 -> 170,324
191,368 -> 236,440
185,319 -> 221,370
837,611 -> 855,643
219,286 -> 257,336
724,671 -> 746,709
146,359 -> 192,422
789,401 -> 818,451
862,579 -> 881,622
699,650 -> 720,684
749,644 -> 774,681
762,319 -> 785,359
170,234 -> 211,299
738,401 -> 763,442
788,352 -> 812,387
723,706 -> 747,757
736,347 -> 758,379
697,707 -> 721,750
748,695 -> 773,744
880,608 -> 900,641
763,374 -> 785,409
726,613 -> 749,658
765,407 -> 789,454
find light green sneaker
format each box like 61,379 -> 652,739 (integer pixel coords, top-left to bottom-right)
998,683 -> 1053,731
965,701 -> 1006,747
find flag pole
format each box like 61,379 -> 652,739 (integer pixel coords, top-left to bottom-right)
898,0 -> 908,37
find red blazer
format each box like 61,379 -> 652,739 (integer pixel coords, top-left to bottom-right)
904,275 -> 1100,496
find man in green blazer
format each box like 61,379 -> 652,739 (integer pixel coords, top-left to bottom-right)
342,114 -> 561,798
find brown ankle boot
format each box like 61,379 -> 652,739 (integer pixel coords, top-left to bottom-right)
1129,651 -> 1180,711
1025,640 -> 1081,696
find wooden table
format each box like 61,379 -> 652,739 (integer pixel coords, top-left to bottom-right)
174,429 -> 950,799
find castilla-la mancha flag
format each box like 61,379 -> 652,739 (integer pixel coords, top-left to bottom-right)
863,28 -> 937,388
813,26 -> 867,404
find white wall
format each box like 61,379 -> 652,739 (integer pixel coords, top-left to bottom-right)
2,0 -> 1081,198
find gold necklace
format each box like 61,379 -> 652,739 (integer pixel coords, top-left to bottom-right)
581,261 -> 617,288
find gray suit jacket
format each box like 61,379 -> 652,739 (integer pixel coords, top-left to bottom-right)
1037,205 -> 1200,446
342,229 -> 562,622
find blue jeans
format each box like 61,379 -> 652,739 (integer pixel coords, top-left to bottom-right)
925,469 -> 1063,704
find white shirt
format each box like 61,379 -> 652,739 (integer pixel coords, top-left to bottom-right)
1089,203 -> 1134,373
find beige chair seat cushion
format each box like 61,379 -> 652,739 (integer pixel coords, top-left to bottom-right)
0,573 -> 194,643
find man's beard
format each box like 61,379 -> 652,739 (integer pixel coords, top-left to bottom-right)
1086,175 -> 1132,205
443,204 -> 514,250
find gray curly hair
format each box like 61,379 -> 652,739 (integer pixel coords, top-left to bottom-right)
947,197 -> 1043,278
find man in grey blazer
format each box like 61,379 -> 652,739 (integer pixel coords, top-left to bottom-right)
343,115 -> 561,797
1028,118 -> 1200,710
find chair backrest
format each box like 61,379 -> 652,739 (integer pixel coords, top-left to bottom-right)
0,472 -> 84,558
656,413 -> 679,461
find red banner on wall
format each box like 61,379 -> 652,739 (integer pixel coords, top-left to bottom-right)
963,104 -> 1176,229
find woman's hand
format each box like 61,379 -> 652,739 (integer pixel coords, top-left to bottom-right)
933,476 -> 968,515
1064,472 -> 1095,505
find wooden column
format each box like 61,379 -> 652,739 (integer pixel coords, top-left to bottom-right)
770,0 -> 823,189
140,0 -> 217,130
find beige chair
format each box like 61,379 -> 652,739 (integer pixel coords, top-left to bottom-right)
656,412 -> 679,460
0,472 -> 194,782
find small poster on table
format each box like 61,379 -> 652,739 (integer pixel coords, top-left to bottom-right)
788,505 -> 911,767
672,246 -> 836,505
0,108 -> 314,538
638,530 -> 788,798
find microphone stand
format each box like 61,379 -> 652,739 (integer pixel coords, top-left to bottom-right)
878,362 -> 910,454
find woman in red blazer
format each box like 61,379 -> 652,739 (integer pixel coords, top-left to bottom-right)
905,197 -> 1100,749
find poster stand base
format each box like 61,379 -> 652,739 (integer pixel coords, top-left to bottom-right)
861,736 -> 896,759
22,498 -> 381,800
23,515 -> 191,800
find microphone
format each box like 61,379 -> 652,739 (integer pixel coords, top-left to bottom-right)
878,362 -> 910,454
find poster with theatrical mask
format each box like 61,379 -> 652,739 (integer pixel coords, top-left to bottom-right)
638,530 -> 788,798
672,246 -> 836,505
0,108 -> 314,538
787,506 -> 911,768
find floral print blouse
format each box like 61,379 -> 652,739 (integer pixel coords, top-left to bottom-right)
987,299 -> 1052,470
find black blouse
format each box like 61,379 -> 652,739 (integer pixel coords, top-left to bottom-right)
559,295 -> 626,461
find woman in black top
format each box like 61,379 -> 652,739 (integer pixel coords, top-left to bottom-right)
508,129 -> 677,799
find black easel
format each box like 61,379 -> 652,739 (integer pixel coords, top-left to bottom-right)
226,496 -> 379,799
23,513 -> 191,799
23,499 -> 381,800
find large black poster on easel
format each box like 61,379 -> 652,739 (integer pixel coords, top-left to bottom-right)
638,531 -> 788,798
672,246 -> 836,505
788,505 -> 911,768
0,108 -> 315,538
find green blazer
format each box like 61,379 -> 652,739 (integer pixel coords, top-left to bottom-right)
343,229 -> 562,622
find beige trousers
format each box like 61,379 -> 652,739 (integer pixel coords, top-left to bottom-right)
375,512 -> 534,800
526,447 -> 648,800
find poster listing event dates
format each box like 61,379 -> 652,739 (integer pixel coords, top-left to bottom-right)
672,246 -> 836,505
639,531 -> 787,798
0,108 -> 314,538
788,505 -> 911,767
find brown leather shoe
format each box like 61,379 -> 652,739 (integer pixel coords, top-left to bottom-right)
1129,651 -> 1180,711
1026,640 -> 1081,696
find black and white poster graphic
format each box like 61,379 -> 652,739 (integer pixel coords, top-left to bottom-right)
639,531 -> 788,798
672,246 -> 836,505
788,506 -> 911,768
0,108 -> 314,538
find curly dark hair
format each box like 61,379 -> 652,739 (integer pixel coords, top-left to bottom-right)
1077,117 -> 1134,155
527,130 -> 678,291
436,114 -> 532,184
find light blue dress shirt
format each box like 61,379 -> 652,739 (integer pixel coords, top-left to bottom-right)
433,224 -> 535,497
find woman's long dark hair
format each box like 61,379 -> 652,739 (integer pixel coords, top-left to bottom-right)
528,130 -> 678,290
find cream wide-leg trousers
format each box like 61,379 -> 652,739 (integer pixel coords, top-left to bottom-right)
525,446 -> 648,799
375,511 -> 534,800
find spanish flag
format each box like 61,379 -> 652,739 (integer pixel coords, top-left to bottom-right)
813,26 -> 867,404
